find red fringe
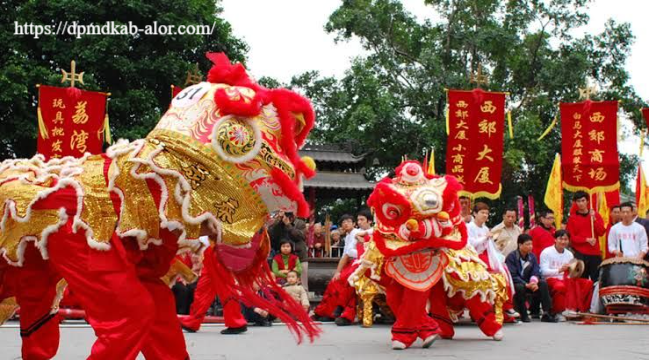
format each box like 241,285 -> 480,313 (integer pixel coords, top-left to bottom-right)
203,231 -> 320,343
213,88 -> 266,117
206,52 -> 255,88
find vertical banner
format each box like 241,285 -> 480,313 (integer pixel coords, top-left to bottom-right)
37,85 -> 108,160
560,100 -> 620,193
527,195 -> 536,228
517,196 -> 525,230
446,89 -> 506,199
643,108 -> 649,128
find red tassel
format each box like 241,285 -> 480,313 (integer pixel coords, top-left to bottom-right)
203,231 -> 321,343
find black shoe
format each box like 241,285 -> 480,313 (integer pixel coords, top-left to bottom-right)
541,314 -> 558,323
220,326 -> 248,334
180,324 -> 197,333
334,317 -> 352,326
521,316 -> 531,323
311,315 -> 335,322
256,319 -> 273,327
531,313 -> 541,320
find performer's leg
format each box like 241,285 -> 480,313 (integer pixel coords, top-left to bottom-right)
571,278 -> 594,312
390,286 -> 431,348
464,294 -> 502,337
338,283 -> 357,323
428,283 -> 454,339
206,249 -> 247,329
139,279 -> 190,360
47,227 -> 155,360
179,261 -> 217,331
137,229 -> 189,360
546,278 -> 566,314
313,277 -> 345,318
13,245 -> 61,360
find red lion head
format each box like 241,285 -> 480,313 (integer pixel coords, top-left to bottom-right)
367,161 -> 467,256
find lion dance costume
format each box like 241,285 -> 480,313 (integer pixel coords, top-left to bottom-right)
0,53 -> 319,359
352,161 -> 502,350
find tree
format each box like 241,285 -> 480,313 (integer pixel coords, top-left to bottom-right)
291,0 -> 645,221
0,0 -> 248,158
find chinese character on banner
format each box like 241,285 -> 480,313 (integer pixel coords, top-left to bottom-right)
560,100 -> 619,193
37,85 -> 109,160
446,89 -> 506,199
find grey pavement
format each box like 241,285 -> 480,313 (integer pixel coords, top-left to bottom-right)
1,321 -> 648,360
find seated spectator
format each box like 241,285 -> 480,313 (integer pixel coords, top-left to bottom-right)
240,283 -> 273,327
505,234 -> 557,323
283,270 -> 310,312
330,229 -> 343,257
308,222 -> 326,258
540,230 -> 594,321
272,239 -> 302,285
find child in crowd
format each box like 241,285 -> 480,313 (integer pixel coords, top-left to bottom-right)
271,239 -> 302,285
283,270 -> 310,312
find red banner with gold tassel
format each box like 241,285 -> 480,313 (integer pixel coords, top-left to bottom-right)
37,85 -> 109,160
446,89 -> 506,199
560,100 -> 619,193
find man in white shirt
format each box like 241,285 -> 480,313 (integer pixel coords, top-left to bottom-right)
467,202 -> 518,321
491,207 -> 522,257
608,202 -> 649,260
540,230 -> 594,319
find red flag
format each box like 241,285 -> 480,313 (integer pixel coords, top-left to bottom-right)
528,195 -> 536,228
37,85 -> 108,160
446,89 -> 506,199
642,108 -> 649,129
560,100 -> 620,193
171,85 -> 183,100
517,196 -> 525,230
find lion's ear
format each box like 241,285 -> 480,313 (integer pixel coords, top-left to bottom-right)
444,175 -> 463,194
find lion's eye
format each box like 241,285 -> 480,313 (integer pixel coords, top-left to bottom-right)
382,203 -> 402,220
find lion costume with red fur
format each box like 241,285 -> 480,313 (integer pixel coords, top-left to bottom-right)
0,53 -> 319,360
352,161 -> 502,350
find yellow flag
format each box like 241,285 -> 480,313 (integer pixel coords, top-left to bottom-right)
636,165 -> 649,218
428,148 -> 436,175
544,153 -> 563,229
597,192 -> 609,259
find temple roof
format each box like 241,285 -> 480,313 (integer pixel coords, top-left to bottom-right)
299,144 -> 366,164
303,171 -> 374,191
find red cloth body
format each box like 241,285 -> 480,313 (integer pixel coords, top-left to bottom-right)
566,211 -> 606,256
180,247 -> 247,331
529,226 -> 556,261
429,280 -> 501,339
43,221 -> 189,360
547,276 -> 593,313
11,245 -> 61,360
313,263 -> 357,321
385,279 -> 440,347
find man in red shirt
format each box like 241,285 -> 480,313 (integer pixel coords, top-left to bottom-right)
566,191 -> 606,281
529,209 -> 556,261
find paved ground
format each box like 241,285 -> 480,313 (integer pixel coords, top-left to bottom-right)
1,320 -> 648,360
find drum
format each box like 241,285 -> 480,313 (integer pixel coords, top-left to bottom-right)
598,257 -> 649,314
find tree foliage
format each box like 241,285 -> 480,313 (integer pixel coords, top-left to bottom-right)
0,0 -> 247,158
292,0 -> 646,220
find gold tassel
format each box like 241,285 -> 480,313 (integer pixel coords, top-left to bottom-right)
507,110 -> 513,139
103,113 -> 112,144
537,115 -> 557,141
37,106 -> 49,139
